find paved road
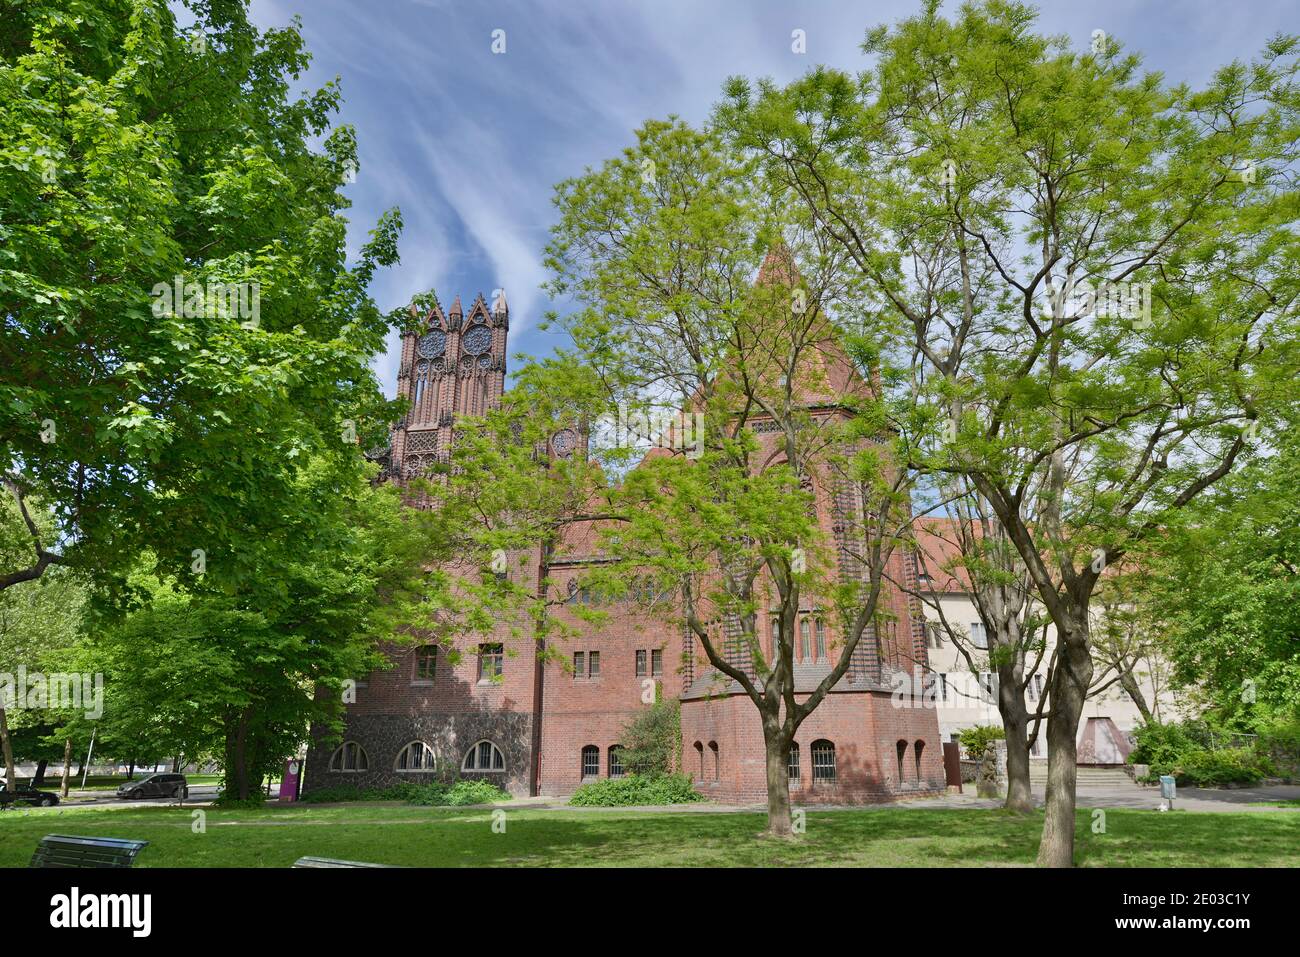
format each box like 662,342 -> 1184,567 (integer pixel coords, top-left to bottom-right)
0,784 -> 223,811
515,783 -> 1300,815
897,782 -> 1300,813
61,784 -> 224,808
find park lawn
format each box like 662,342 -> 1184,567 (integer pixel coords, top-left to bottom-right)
0,803 -> 1296,868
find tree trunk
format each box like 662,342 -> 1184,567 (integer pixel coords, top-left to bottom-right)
1000,701 -> 1034,813
1119,669 -> 1154,725
126,759 -> 135,780
60,738 -> 72,799
763,725 -> 793,838
1037,618 -> 1093,867
0,707 -> 16,792
32,759 -> 47,787
227,708 -> 254,801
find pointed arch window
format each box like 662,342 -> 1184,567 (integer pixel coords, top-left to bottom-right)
329,741 -> 369,773
462,740 -> 505,773
395,741 -> 436,773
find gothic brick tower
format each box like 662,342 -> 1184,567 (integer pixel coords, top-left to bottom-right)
389,290 -> 509,477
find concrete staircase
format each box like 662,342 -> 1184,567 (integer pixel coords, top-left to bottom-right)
1028,764 -> 1135,787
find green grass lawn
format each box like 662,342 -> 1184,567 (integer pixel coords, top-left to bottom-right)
1,802 -> 1297,867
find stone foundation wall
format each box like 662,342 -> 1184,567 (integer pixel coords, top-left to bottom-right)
302,711 -> 534,797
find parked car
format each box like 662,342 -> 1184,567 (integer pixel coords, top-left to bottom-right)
0,782 -> 60,807
116,773 -> 189,800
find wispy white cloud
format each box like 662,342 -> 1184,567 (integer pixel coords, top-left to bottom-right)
248,0 -> 1298,399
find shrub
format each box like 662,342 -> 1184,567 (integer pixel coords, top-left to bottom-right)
1131,720 -> 1275,786
1172,748 -> 1272,787
300,783 -> 383,803
301,778 -> 508,805
568,772 -> 702,807
619,697 -> 680,775
445,779 -> 510,805
1260,719 -> 1300,779
958,725 -> 1005,760
1129,721 -> 1198,770
387,781 -> 450,805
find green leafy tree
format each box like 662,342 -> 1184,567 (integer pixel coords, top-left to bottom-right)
0,494 -> 90,791
618,696 -> 681,777
545,119 -> 919,838
911,504 -> 1051,812
1,0 -> 404,595
81,470 -> 436,800
719,0 -> 1300,865
1147,433 -> 1300,729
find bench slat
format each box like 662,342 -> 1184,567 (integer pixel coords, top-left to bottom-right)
292,856 -> 396,868
30,834 -> 149,869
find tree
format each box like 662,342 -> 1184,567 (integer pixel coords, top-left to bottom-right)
545,119 -> 919,837
719,0 -> 1300,863
911,503 -> 1050,812
81,469 -> 435,800
1091,560 -> 1174,726
618,697 -> 681,777
1145,432 -> 1300,728
914,503 -> 1164,810
1,0 -> 404,595
0,494 -> 90,791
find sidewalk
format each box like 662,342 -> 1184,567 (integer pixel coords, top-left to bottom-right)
501,784 -> 1300,815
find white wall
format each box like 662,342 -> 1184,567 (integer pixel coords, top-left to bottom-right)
915,591 -> 1184,760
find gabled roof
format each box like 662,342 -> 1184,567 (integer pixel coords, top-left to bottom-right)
912,517 -> 975,593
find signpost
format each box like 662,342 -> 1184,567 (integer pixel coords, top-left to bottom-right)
279,759 -> 302,802
1159,774 -> 1176,811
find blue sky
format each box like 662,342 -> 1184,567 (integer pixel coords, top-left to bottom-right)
245,0 -> 1298,397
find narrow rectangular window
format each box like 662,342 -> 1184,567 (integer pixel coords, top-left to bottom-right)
939,673 -> 949,702
635,650 -> 647,677
799,617 -> 811,659
980,671 -> 998,701
415,645 -> 437,681
814,617 -> 826,660
651,649 -> 663,677
573,651 -> 585,679
478,643 -> 503,681
588,651 -> 600,677
970,622 -> 988,649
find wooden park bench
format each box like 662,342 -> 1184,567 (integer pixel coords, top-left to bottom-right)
293,855 -> 398,868
30,834 -> 149,868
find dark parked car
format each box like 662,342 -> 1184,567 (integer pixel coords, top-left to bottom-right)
116,773 -> 189,800
0,782 -> 60,807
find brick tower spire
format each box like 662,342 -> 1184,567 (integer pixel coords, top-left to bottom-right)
387,290 -> 509,479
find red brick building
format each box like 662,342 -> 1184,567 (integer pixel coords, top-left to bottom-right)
303,286 -> 946,803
